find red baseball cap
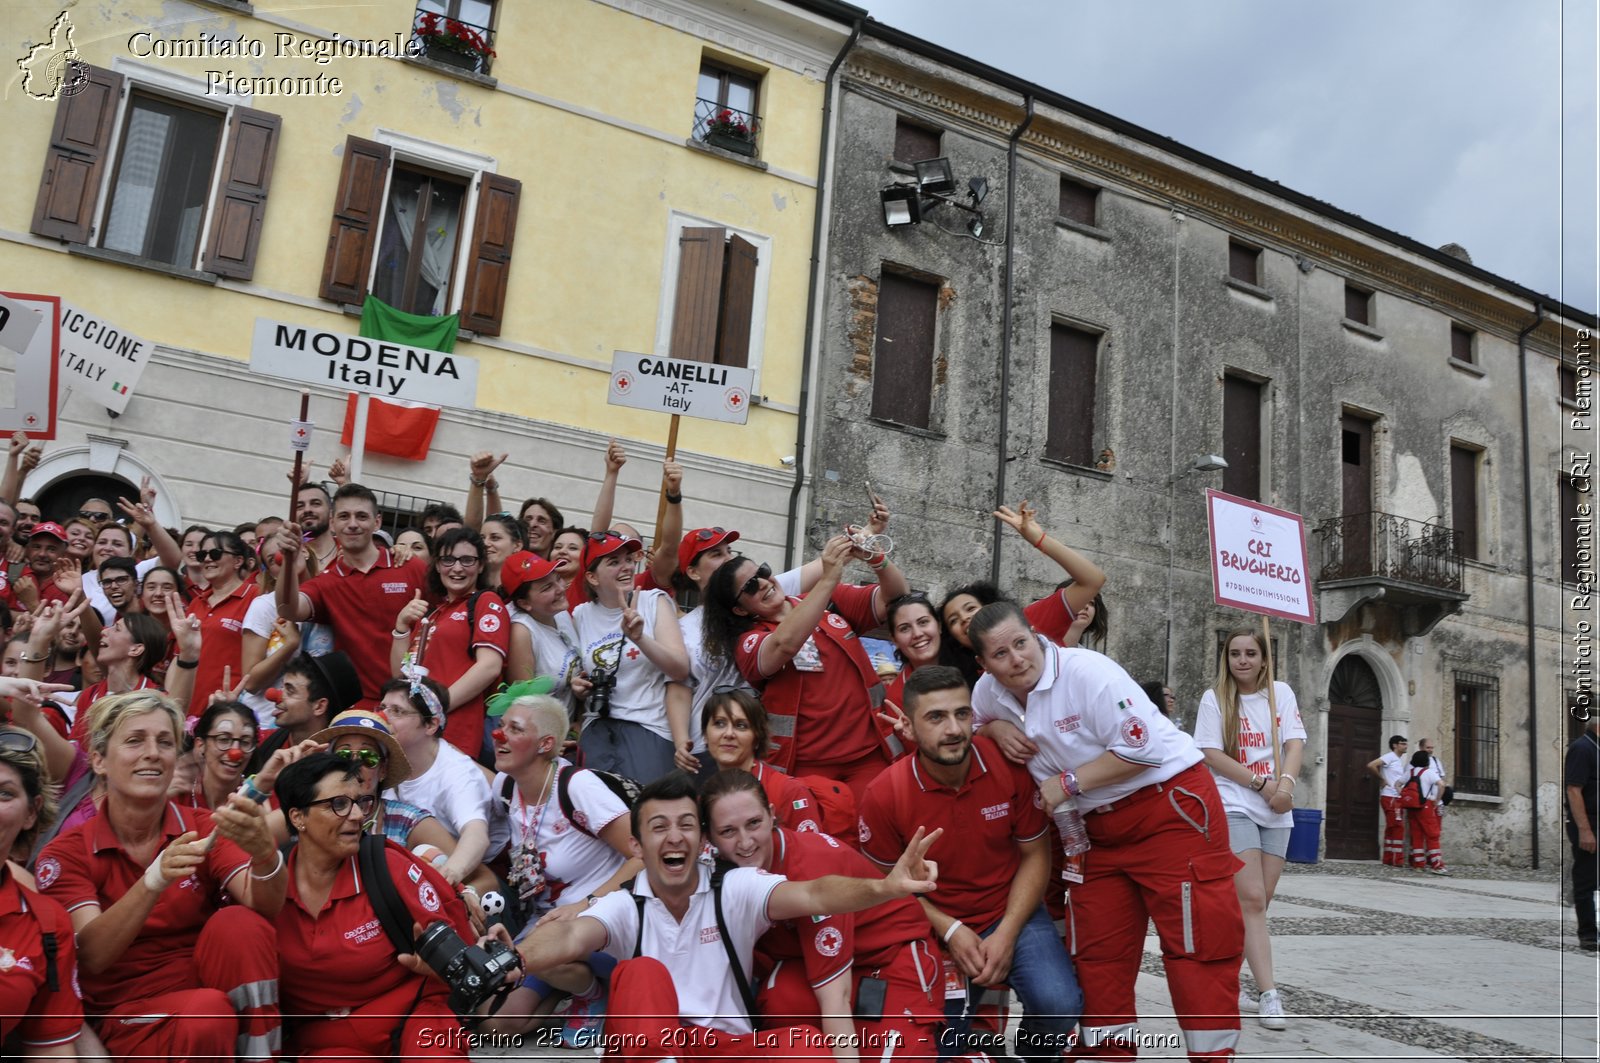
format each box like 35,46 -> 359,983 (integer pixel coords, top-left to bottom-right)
678,526 -> 740,575
29,521 -> 68,544
583,530 -> 643,570
500,550 -> 560,598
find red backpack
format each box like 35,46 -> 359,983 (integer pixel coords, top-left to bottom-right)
1398,768 -> 1427,810
794,774 -> 859,843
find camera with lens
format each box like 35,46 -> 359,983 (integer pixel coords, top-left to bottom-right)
587,666 -> 619,718
413,919 -> 521,1015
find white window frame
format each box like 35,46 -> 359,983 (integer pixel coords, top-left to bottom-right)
654,209 -> 773,390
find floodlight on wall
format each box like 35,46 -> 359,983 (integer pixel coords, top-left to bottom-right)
1192,453 -> 1228,473
877,156 -> 993,241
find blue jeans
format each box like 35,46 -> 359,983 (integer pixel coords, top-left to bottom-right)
940,905 -> 1083,1062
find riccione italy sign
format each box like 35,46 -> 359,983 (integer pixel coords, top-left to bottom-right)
249,318 -> 478,409
1205,489 -> 1316,625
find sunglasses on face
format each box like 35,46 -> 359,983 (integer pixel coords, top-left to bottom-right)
739,563 -> 773,599
335,747 -> 385,768
78,510 -> 112,523
204,733 -> 257,751
437,554 -> 481,568
306,793 -> 378,818
198,548 -> 239,562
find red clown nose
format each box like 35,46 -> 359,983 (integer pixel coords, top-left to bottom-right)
265,688 -> 283,703
224,747 -> 247,764
492,729 -> 507,744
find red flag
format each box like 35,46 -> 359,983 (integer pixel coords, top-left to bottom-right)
340,395 -> 440,461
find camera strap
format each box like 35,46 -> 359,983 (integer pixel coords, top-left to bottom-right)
358,834 -> 417,955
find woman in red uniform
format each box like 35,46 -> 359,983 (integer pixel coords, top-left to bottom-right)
392,527 -> 510,759
36,689 -> 284,1063
702,535 -> 907,805
182,700 -> 259,811
185,530 -> 259,716
701,770 -> 944,1060
0,721 -> 83,1055
701,689 -> 822,834
273,751 -> 475,1060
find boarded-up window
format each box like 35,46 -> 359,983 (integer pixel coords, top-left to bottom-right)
1222,375 -> 1263,501
1561,364 -> 1579,403
1059,178 -> 1099,226
1562,473 -> 1586,585
1451,324 -> 1475,364
31,64 -> 279,280
1046,324 -> 1098,466
1450,443 -> 1479,560
1345,284 -> 1372,325
871,272 -> 938,429
669,227 -> 758,368
1228,240 -> 1260,286
894,119 -> 941,164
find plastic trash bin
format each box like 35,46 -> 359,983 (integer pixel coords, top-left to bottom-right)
1286,808 -> 1322,864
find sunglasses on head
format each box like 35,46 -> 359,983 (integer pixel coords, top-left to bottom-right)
587,530 -> 627,543
198,548 -> 239,562
739,563 -> 773,599
692,527 -> 727,541
0,729 -> 39,755
335,747 -> 385,768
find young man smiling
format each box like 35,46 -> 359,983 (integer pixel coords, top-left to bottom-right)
509,772 -> 942,1060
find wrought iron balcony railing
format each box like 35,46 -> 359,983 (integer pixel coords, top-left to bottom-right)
1313,511 -> 1464,592
693,99 -> 761,156
411,9 -> 495,76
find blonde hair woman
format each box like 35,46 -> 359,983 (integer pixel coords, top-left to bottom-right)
1192,629 -> 1305,1031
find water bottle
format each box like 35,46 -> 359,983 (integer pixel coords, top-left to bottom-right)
1053,796 -> 1091,856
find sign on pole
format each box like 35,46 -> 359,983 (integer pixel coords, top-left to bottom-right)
607,351 -> 753,425
248,317 -> 479,409
0,292 -> 60,438
1205,489 -> 1317,625
58,301 -> 154,415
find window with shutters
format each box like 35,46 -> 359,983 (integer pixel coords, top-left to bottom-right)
30,64 -> 280,280
660,215 -> 771,372
1450,323 -> 1476,365
1449,443 -> 1480,561
1228,239 -> 1261,287
319,135 -> 521,336
1046,323 -> 1100,467
1222,373 -> 1265,501
871,271 -> 939,430
1345,283 -> 1373,326
1058,177 -> 1100,228
1561,363 -> 1579,405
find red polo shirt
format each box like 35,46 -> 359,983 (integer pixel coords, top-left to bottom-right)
1025,589 -> 1076,644
301,548 -> 429,705
760,827 -> 932,989
186,580 -> 260,716
857,735 -> 1047,930
0,869 -> 82,1047
69,676 -> 163,746
752,761 -> 822,835
734,583 -> 885,770
35,803 -> 252,1011
413,590 -> 510,754
276,839 -> 471,1018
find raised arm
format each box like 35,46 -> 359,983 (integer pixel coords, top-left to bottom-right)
273,522 -> 313,622
465,451 -> 508,530
649,460 -> 684,588
589,439 -> 626,533
755,536 -> 851,676
767,825 -> 940,923
620,594 -> 689,682
0,675 -> 77,782
117,494 -> 184,571
995,501 -> 1105,615
1,432 -> 41,505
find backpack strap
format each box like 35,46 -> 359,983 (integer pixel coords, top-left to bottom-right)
19,887 -> 60,992
29,767 -> 98,869
556,763 -> 603,838
711,863 -> 758,1022
632,887 -> 646,959
466,589 -> 486,634
358,834 -> 417,955
498,772 -> 516,809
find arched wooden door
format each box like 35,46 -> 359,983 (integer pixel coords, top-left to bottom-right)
1324,655 -> 1383,860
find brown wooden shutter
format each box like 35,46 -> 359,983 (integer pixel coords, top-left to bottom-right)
1059,178 -> 1098,226
1228,240 -> 1259,285
319,137 -> 391,305
459,173 -> 521,336
1450,324 -> 1474,364
870,272 -> 937,428
715,234 -> 758,368
893,119 -> 941,164
31,64 -> 123,243
201,106 -> 280,280
1222,374 -> 1263,501
1450,444 -> 1479,559
670,227 -> 726,362
1344,284 -> 1370,325
1046,324 -> 1098,465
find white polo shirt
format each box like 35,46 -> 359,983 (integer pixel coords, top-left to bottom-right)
585,864 -> 784,1035
972,641 -> 1203,807
1377,750 -> 1405,797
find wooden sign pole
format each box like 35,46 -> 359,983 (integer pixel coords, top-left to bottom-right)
651,414 -> 681,551
289,389 -> 310,516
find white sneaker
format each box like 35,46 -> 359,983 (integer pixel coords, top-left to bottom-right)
1257,989 -> 1287,1030
1238,990 -> 1258,1013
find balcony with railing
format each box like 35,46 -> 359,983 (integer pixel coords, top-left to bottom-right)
410,9 -> 495,77
1313,511 -> 1470,635
692,99 -> 761,158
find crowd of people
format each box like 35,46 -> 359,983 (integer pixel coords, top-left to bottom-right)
0,429 -> 1383,1061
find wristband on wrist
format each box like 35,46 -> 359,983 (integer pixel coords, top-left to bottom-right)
868,552 -> 887,569
470,476 -> 489,488
1059,771 -> 1080,798
664,491 -> 683,504
1031,526 -> 1048,549
18,650 -> 48,663
241,775 -> 270,803
174,657 -> 198,670
943,919 -> 965,944
249,851 -> 285,880
392,628 -> 411,640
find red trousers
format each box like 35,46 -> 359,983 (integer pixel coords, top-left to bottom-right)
605,957 -> 835,1061
1066,763 -> 1244,1062
290,980 -> 465,1061
1381,796 -> 1408,866
755,940 -> 944,1061
97,906 -> 281,1063
1408,803 -> 1444,869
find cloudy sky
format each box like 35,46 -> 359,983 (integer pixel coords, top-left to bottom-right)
861,0 -> 1597,315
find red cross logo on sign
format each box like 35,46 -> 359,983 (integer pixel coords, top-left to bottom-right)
613,373 -> 633,395
724,388 -> 748,414
24,414 -> 37,426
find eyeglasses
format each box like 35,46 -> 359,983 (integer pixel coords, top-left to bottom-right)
0,729 -> 39,754
78,510 -> 112,523
198,548 -> 240,562
335,747 -> 385,768
100,574 -> 134,588
739,563 -> 773,599
204,733 -> 257,751
437,554 -> 481,568
306,793 -> 378,818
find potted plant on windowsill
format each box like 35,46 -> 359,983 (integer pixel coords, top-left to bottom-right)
413,12 -> 495,73
703,109 -> 757,157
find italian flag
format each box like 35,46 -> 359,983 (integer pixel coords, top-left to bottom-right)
340,395 -> 441,462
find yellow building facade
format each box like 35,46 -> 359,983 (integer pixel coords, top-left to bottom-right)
2,0 -> 856,551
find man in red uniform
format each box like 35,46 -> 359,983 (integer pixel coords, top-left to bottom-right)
858,666 -> 1081,1063
275,483 -> 429,708
15,522 -> 73,608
